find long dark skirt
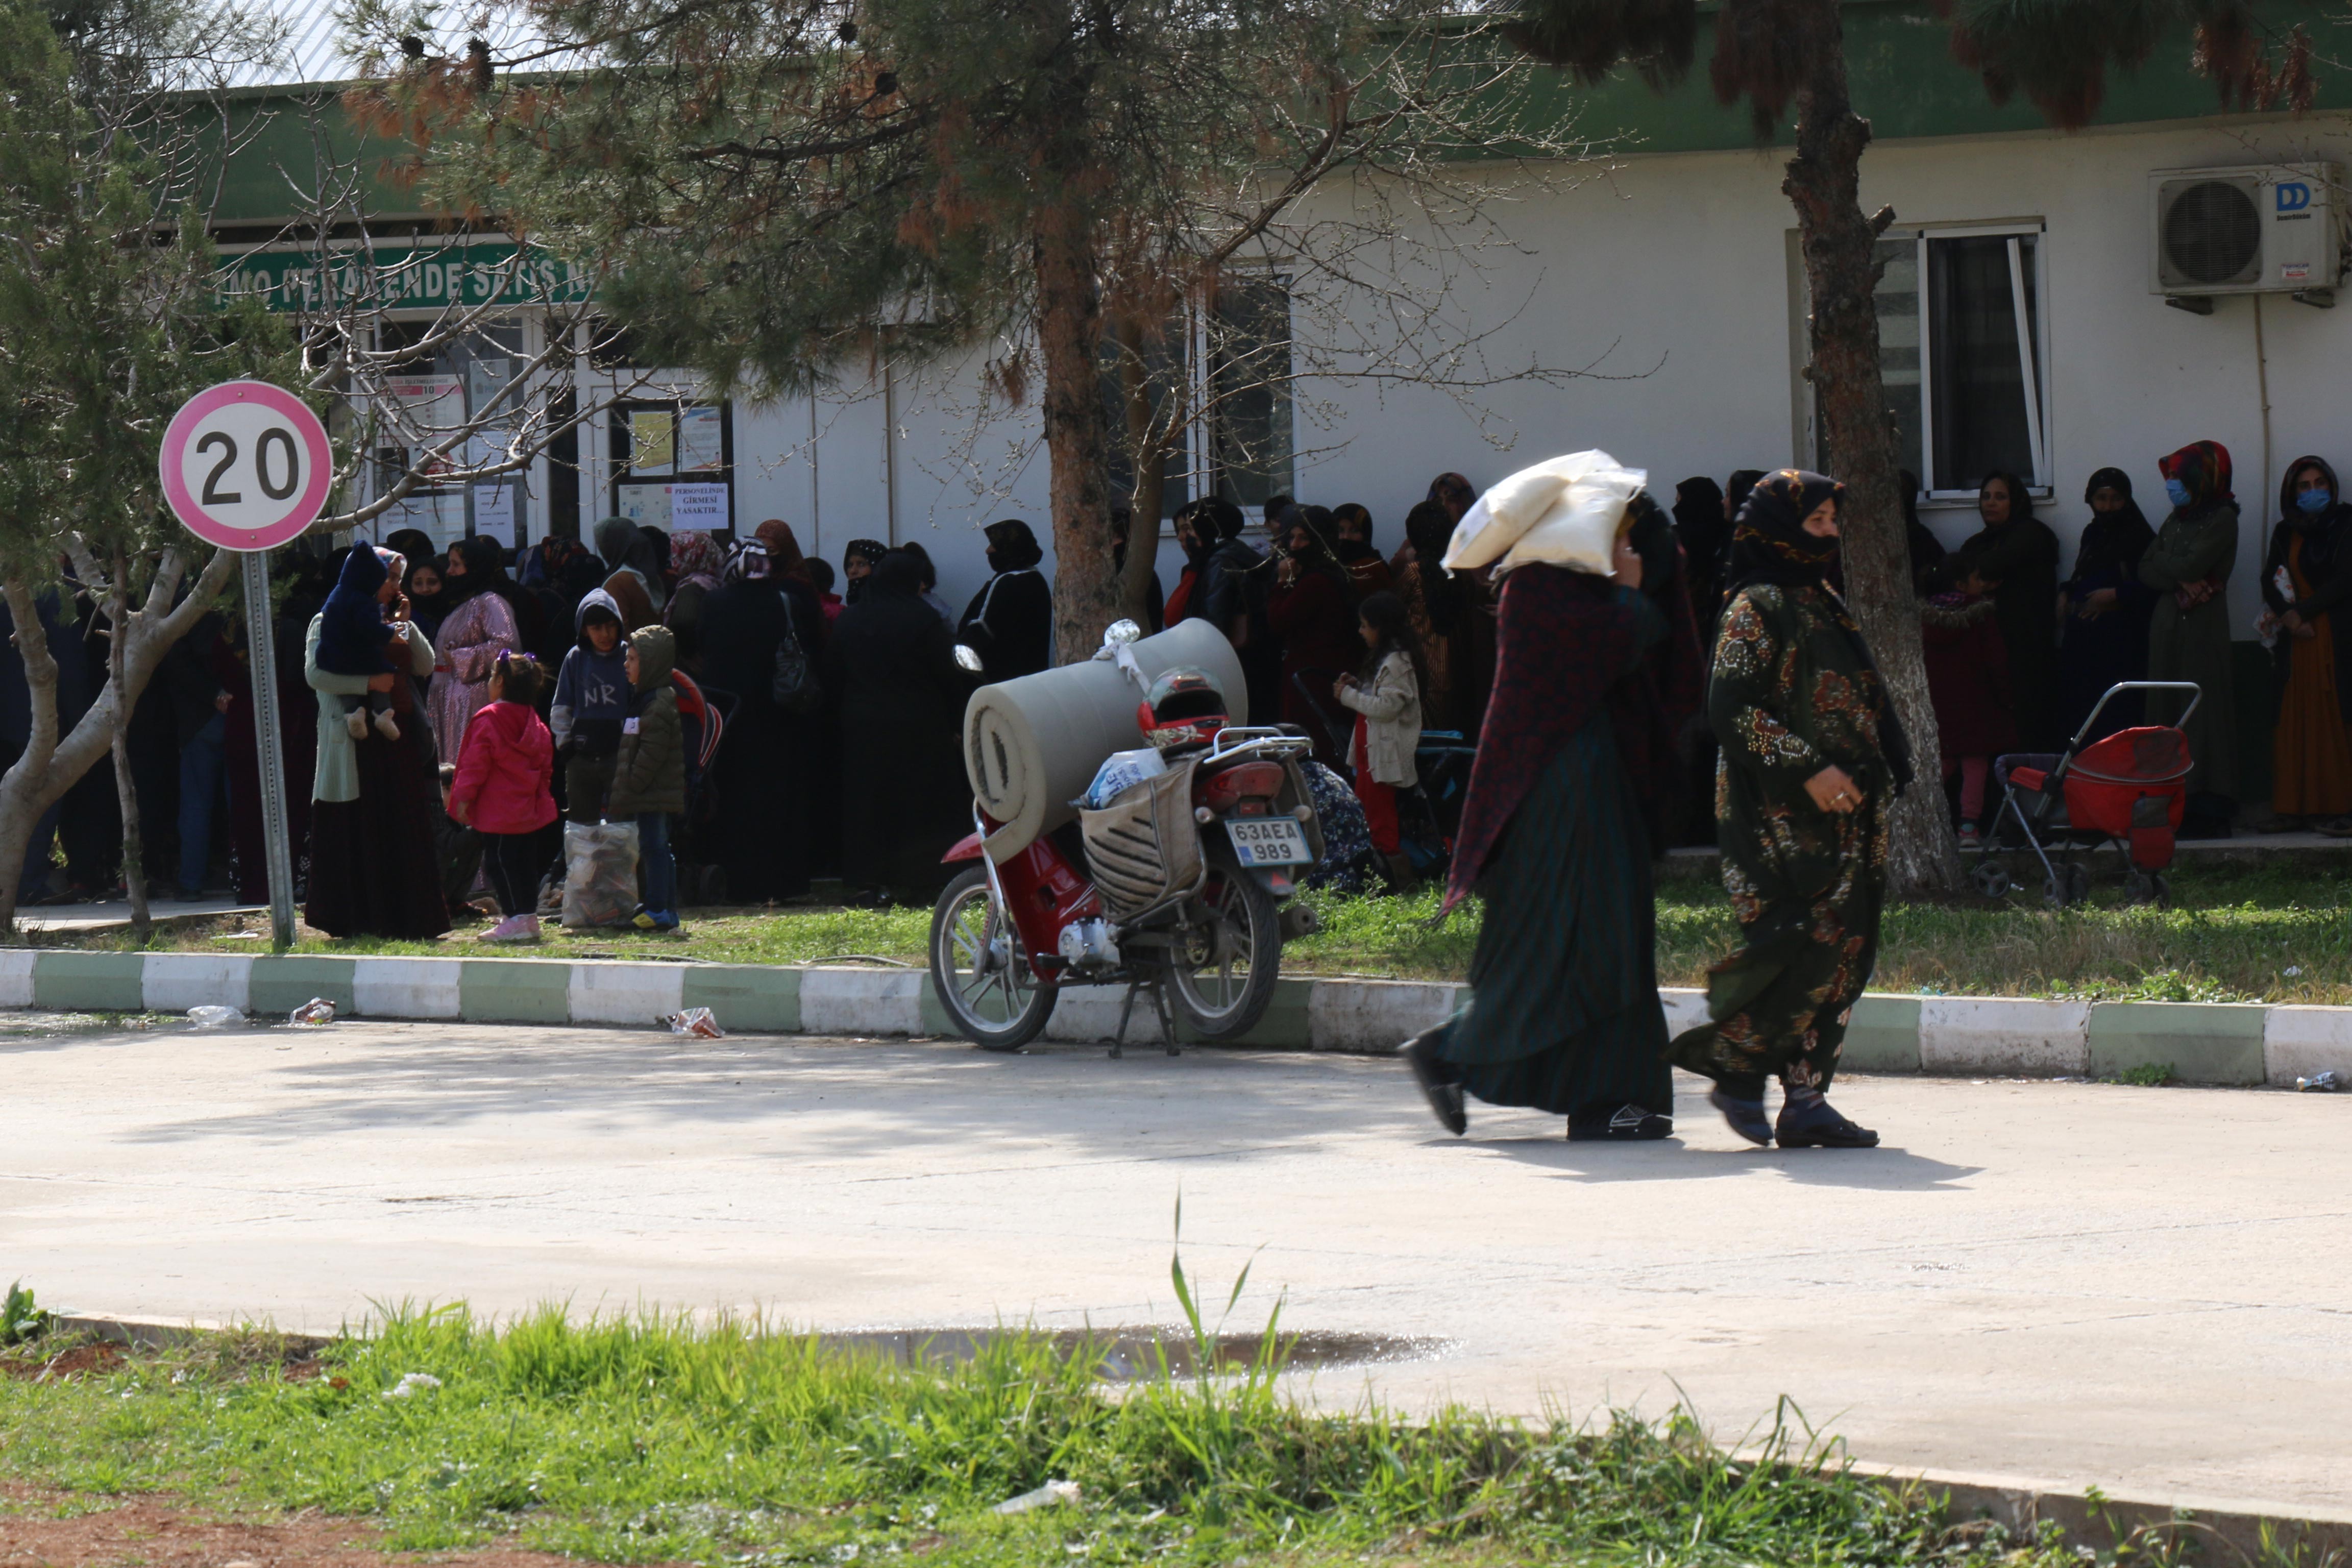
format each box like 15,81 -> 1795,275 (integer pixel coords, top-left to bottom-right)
303,727 -> 449,940
1425,723 -> 1673,1118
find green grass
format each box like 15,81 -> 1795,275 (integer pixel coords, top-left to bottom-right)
31,857 -> 2352,1005
0,1294 -> 2091,1568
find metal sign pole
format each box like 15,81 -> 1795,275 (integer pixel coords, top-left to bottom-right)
239,549 -> 298,950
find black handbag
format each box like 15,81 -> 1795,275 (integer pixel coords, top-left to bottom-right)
770,586 -> 823,714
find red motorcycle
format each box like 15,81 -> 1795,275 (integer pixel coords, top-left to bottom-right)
928,713 -> 1322,1054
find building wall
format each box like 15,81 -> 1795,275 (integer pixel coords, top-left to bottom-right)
731,112 -> 2352,643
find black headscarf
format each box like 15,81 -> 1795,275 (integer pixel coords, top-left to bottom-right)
1980,471 -> 2036,526
384,529 -> 437,572
1276,503 -> 1347,587
1724,469 -> 1845,595
983,519 -> 1044,572
1724,470 -> 1766,534
448,532 -> 509,602
1625,492 -> 1681,602
1332,504 -> 1378,565
870,549 -> 925,598
2072,467 -> 2157,584
843,537 -> 889,604
2280,455 -> 2348,574
1403,499 -> 1465,633
1724,469 -> 1913,795
1670,476 -> 1727,572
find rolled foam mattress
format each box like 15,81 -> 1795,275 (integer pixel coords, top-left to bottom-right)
964,619 -> 1248,863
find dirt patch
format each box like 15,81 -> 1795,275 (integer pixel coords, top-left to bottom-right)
0,1483 -> 644,1567
0,1343 -> 127,1383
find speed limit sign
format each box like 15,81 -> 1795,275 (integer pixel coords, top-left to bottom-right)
157,378 -> 334,951
158,380 -> 333,550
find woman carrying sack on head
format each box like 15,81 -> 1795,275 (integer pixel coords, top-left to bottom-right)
1398,455 -> 1701,1144
1665,470 -> 1909,1151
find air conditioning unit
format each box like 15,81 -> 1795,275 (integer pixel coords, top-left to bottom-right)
2150,164 -> 2342,308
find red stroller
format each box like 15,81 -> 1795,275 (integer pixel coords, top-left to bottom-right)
1973,681 -> 2199,908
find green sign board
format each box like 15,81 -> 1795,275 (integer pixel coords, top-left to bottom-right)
219,242 -> 591,313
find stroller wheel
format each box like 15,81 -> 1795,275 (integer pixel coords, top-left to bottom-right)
1971,861 -> 2013,900
2126,869 -> 2172,908
2042,873 -> 2068,911
2062,863 -> 2093,906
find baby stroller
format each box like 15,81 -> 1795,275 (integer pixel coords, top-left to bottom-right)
1972,681 -> 2199,909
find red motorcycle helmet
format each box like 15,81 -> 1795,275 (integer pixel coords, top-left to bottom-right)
1137,666 -> 1230,752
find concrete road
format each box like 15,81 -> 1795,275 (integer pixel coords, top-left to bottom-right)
3,1021 -> 2347,1514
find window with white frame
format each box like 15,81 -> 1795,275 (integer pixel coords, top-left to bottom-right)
1107,274 -> 1295,521
1819,225 -> 2048,498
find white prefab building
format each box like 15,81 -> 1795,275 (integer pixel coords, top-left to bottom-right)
214,0 -> 2352,789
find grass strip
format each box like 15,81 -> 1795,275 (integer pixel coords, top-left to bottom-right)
26,860 -> 2352,1004
0,1294 -> 2103,1568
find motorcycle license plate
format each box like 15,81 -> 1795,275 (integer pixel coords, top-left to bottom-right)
1226,817 -> 1312,866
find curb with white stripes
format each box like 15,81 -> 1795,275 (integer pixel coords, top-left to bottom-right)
0,948 -> 2345,1086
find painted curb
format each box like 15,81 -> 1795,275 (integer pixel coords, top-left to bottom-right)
3,947 -> 2349,1088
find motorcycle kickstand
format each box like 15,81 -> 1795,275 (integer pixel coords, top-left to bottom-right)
1109,970 -> 1182,1058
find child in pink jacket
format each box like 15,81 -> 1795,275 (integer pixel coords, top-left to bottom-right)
449,653 -> 559,942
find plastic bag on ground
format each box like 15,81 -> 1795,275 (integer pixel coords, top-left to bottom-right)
562,820 -> 642,929
993,1479 -> 1080,1515
288,998 -> 335,1027
1441,450 -> 1647,578
186,1005 -> 244,1030
666,1007 -> 724,1039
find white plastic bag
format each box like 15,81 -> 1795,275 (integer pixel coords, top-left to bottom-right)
288,997 -> 335,1027
186,1004 -> 244,1030
1441,451 -> 1647,578
562,820 -> 641,929
1080,747 -> 1168,810
666,1007 -> 724,1039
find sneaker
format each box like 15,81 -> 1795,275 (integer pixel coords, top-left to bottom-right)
345,707 -> 370,739
1399,1031 -> 1467,1137
1775,1094 -> 1880,1149
478,914 -> 534,942
630,905 -> 680,933
1708,1086 -> 1773,1146
1956,821 -> 1980,850
1567,1104 -> 1673,1141
372,708 -> 401,741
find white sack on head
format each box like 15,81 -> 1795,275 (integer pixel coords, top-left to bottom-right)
963,618 -> 1247,864
1440,451 -> 1648,577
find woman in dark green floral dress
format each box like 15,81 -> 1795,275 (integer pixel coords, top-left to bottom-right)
1667,470 -> 1911,1149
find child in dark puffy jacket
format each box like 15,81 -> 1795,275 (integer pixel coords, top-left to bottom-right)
551,589 -> 629,823
607,624 -> 685,932
450,652 -> 560,942
316,544 -> 409,741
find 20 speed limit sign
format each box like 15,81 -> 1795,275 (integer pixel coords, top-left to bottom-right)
158,380 -> 333,550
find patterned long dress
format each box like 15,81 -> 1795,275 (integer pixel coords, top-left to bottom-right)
1668,582 -> 1892,1097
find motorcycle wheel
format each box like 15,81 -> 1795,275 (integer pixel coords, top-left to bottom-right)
1169,862 -> 1282,1041
928,864 -> 1058,1051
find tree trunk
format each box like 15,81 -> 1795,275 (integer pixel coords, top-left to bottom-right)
1118,314 -> 1181,624
1785,8 -> 1959,895
0,547 -> 230,931
1034,205 -> 1117,668
109,553 -> 150,937
0,582 -> 64,934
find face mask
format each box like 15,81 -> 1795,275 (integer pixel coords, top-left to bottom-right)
2164,478 -> 2193,510
2298,487 -> 2333,514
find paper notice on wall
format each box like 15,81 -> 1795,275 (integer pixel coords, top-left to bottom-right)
385,375 -> 466,476
468,357 -> 514,418
373,491 -> 465,548
472,480 -> 518,541
617,482 -> 672,531
676,405 -> 724,473
630,410 -> 675,476
669,482 -> 728,530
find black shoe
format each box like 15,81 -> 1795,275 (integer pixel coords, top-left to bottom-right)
1399,1031 -> 1466,1137
1709,1086 -> 1773,1146
1568,1104 -> 1672,1141
1775,1096 -> 1880,1148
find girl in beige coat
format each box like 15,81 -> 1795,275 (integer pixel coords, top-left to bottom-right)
1335,590 -> 1425,888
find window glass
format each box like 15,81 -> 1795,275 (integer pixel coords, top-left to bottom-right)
1927,234 -> 2040,489
1208,276 -> 1293,511
1871,238 -> 1924,486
